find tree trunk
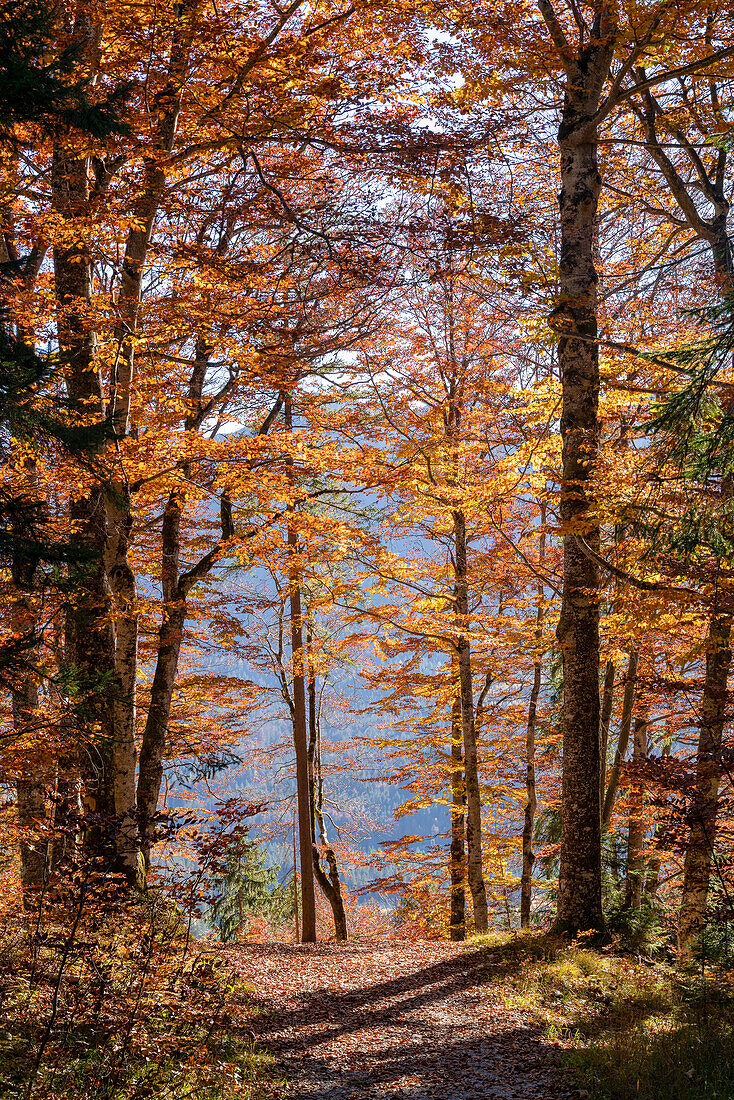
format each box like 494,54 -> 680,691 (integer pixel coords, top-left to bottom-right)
9,456 -> 48,899
645,739 -> 670,901
453,507 -> 488,933
292,813 -> 300,943
11,570 -> 47,898
602,650 -> 639,828
449,664 -> 466,942
52,127 -> 117,847
599,660 -> 615,823
136,477 -> 232,867
288,571 -> 317,943
624,711 -> 648,910
521,503 -> 546,930
285,397 -> 316,942
677,223 -> 734,951
104,0 -> 200,882
631,83 -> 734,953
307,633 -> 347,941
14,681 -> 47,900
679,612 -> 732,950
549,26 -> 615,936
137,600 -> 186,864
136,489 -> 184,864
106,491 -> 141,886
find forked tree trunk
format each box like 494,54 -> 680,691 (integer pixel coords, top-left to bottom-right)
520,503 -> 546,930
453,508 -> 488,933
548,18 -> 615,936
449,664 -> 466,942
624,711 -> 648,910
307,634 -> 347,941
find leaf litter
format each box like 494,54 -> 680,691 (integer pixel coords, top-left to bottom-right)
225,939 -> 578,1099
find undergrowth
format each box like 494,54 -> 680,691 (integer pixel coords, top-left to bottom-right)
474,931 -> 734,1100
0,885 -> 282,1100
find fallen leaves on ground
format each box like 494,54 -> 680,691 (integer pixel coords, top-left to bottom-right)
224,938 -> 577,1099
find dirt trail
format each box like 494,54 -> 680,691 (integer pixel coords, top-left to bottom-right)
226,940 -> 574,1099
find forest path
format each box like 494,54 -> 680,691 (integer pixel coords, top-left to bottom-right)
225,939 -> 574,1099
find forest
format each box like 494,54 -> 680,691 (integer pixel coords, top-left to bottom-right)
1,0 -> 734,1097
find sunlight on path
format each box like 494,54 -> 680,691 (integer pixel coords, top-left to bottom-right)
226,940 -> 574,1099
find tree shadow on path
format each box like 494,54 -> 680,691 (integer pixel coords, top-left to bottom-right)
231,942 -> 574,1100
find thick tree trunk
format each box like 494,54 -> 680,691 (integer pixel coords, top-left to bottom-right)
449,669 -> 466,942
679,612 -> 732,949
307,636 -> 347,941
624,712 -> 648,910
602,650 -> 639,828
52,133 -> 117,846
453,508 -> 488,933
521,505 -> 546,930
549,30 -> 614,935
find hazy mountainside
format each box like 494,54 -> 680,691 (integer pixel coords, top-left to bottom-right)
166,647 -> 450,897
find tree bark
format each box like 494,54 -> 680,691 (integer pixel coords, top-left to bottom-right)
547,11 -> 615,935
103,0 -> 200,881
13,688 -> 47,899
453,507 -> 488,933
521,503 -> 546,930
599,660 -> 615,823
602,650 -> 638,828
137,489 -> 233,864
307,632 -> 347,941
285,396 -> 316,943
449,660 -> 466,942
288,570 -> 317,942
105,492 -> 141,885
624,711 -> 648,910
52,106 -> 117,845
630,76 -> 734,953
679,612 -> 732,949
645,739 -> 670,901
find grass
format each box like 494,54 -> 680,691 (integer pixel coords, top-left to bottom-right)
473,932 -> 734,1100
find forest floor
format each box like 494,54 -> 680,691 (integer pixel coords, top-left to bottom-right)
225,938 -> 572,1099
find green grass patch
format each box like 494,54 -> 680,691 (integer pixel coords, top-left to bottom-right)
472,932 -> 734,1100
